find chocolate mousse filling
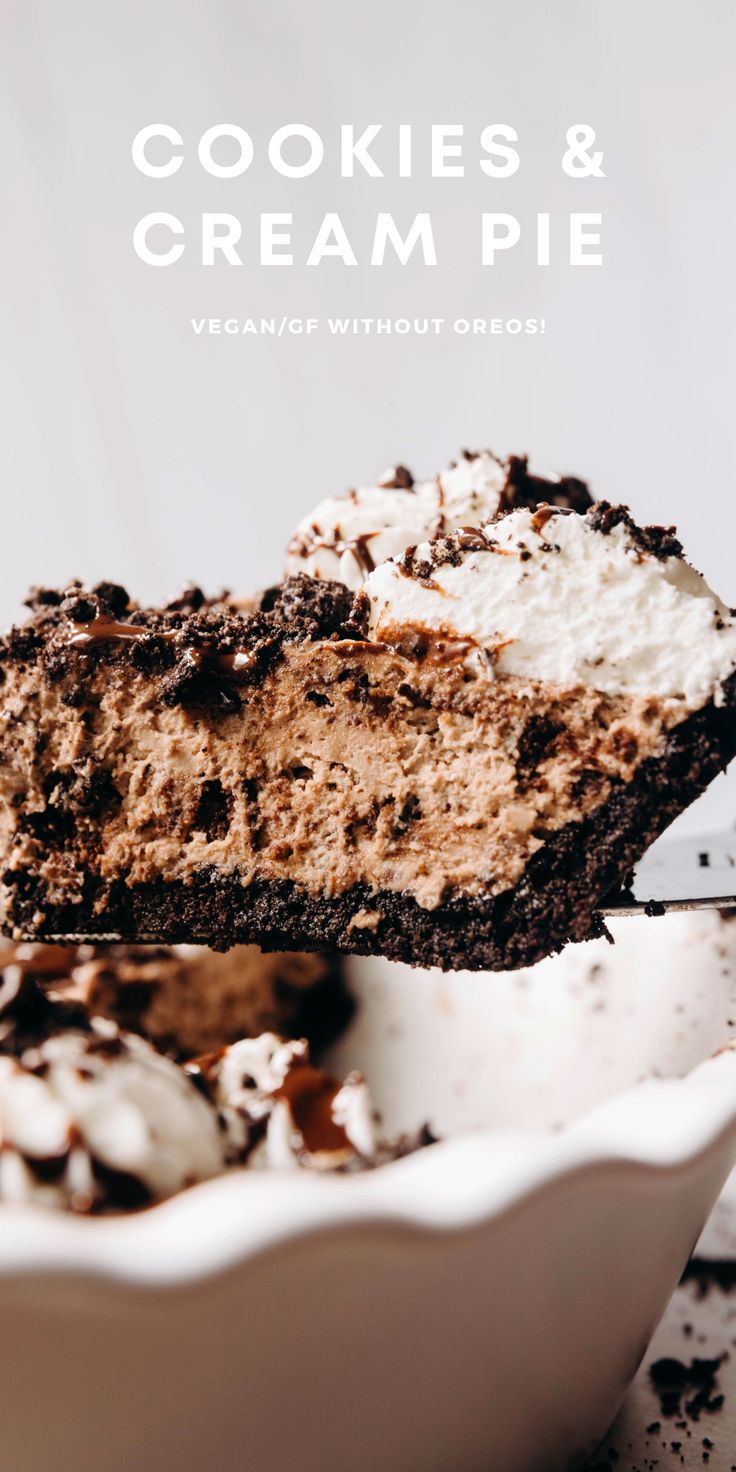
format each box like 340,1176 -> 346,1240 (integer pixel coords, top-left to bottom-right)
0,506 -> 734,971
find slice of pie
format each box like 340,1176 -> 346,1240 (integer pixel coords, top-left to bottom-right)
0,503 -> 734,970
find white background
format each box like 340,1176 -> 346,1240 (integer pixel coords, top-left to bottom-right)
2,0 -> 735,828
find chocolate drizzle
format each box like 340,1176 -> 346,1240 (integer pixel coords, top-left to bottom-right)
187,1044 -> 358,1162
273,1059 -> 347,1154
67,616 -> 259,678
68,617 -> 153,646
287,527 -> 382,577
529,504 -> 555,535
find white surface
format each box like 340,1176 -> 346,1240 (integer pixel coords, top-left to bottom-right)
609,1275 -> 736,1470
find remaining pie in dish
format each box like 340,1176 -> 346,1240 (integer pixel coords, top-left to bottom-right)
0,958 -> 424,1211
0,940 -> 350,1059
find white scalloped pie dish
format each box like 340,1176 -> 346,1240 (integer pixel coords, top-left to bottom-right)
2,906 -> 736,1472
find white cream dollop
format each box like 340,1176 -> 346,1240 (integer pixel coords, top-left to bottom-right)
0,1019 -> 225,1210
362,507 -> 736,704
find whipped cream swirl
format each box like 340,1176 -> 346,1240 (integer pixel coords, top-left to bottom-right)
0,1018 -> 225,1211
286,451 -> 590,590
